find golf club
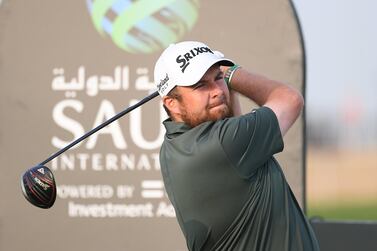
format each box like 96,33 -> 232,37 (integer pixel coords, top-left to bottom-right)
21,91 -> 159,209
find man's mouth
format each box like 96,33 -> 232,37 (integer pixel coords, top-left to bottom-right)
209,100 -> 226,109
208,96 -> 227,109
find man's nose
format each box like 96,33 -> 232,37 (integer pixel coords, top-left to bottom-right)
208,81 -> 224,97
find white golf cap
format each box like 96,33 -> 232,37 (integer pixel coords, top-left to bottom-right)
154,41 -> 234,96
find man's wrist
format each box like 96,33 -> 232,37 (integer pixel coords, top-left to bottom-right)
224,64 -> 241,89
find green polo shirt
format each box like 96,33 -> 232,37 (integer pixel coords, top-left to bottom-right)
160,106 -> 319,251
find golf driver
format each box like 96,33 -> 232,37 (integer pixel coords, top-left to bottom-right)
21,91 -> 159,209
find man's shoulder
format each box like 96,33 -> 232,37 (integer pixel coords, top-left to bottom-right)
162,107 -> 278,145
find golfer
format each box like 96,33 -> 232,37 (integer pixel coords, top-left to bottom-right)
154,41 -> 320,251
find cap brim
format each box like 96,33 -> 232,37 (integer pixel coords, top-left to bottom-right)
176,58 -> 234,88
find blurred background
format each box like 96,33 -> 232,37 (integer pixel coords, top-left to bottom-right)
1,0 -> 376,250
0,1 -> 306,250
293,0 -> 377,221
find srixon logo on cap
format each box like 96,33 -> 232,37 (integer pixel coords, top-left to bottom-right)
176,46 -> 214,73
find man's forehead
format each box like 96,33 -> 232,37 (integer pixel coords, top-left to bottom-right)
198,64 -> 221,82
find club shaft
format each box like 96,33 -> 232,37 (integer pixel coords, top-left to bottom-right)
38,91 -> 159,166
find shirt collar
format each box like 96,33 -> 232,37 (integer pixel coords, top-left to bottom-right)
163,118 -> 191,136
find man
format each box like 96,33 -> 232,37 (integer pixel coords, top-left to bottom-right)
154,41 -> 320,251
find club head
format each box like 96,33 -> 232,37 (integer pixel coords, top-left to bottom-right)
21,165 -> 56,209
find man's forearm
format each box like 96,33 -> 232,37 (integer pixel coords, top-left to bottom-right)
230,90 -> 242,116
225,67 -> 304,136
227,68 -> 283,106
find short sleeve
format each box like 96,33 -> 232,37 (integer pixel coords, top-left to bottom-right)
218,106 -> 284,178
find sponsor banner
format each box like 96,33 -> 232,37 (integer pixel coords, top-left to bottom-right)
0,0 -> 303,250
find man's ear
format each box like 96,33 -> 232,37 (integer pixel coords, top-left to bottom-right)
163,96 -> 182,117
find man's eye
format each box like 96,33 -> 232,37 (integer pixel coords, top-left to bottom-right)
215,73 -> 224,81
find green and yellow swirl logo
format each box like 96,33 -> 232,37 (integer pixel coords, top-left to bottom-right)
86,0 -> 200,54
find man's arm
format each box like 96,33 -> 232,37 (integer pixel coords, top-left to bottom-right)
229,90 -> 242,116
222,66 -> 304,136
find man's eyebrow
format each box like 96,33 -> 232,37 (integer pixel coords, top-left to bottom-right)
190,81 -> 204,89
191,69 -> 223,88
193,76 -> 209,87
207,69 -> 223,80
